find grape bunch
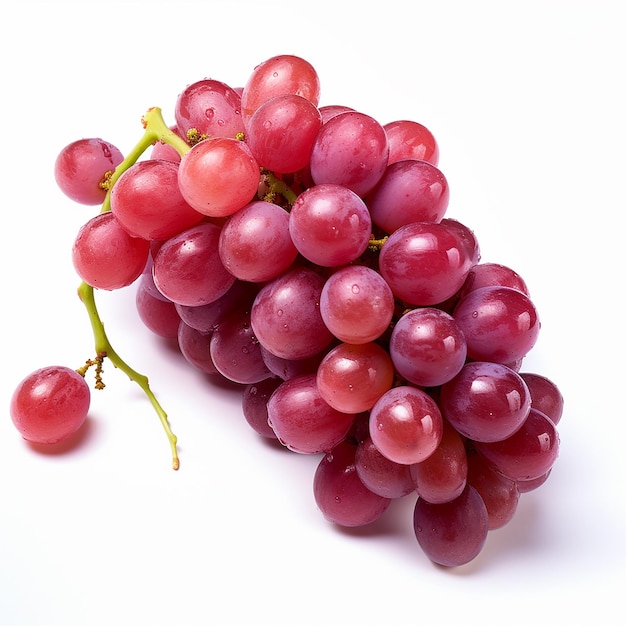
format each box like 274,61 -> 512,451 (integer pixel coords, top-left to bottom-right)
10,54 -> 563,568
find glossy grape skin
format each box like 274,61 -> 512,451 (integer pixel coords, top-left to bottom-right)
245,94 -> 322,173
389,307 -> 467,388
439,361 -> 531,443
241,54 -> 321,122
177,137 -> 260,217
316,342 -> 395,414
378,221 -> 476,306
10,366 -> 90,444
369,386 -> 444,465
367,159 -> 450,234
266,374 -> 355,454
135,278 -> 181,339
313,440 -> 392,527
218,201 -> 298,282
152,222 -> 236,307
473,408 -> 560,482
72,211 -> 150,290
466,447 -> 520,530
355,436 -> 415,499
383,120 -> 439,166
409,420 -> 468,504
289,183 -> 372,267
241,378 -> 282,439
174,78 -> 245,140
319,264 -> 395,344
250,266 -> 334,360
413,484 -> 489,567
520,372 -> 564,425
309,111 -> 389,196
209,307 -> 271,385
54,138 -> 124,205
456,262 -> 530,300
453,286 -> 540,364
177,322 -> 219,376
174,280 -> 255,335
110,159 -> 203,240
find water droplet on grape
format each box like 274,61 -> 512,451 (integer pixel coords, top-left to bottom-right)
472,310 -> 479,318
277,309 -> 284,317
263,120 -> 272,130
272,71 -> 278,77
217,119 -> 225,126
351,284 -> 360,294
241,346 -> 249,354
335,496 -> 341,503
205,107 -> 215,120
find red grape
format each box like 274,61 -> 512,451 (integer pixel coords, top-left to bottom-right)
11,366 -> 90,444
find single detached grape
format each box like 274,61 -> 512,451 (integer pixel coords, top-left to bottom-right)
54,138 -> 124,205
10,366 -> 91,444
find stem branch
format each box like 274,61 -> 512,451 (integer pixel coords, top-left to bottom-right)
77,276 -> 179,469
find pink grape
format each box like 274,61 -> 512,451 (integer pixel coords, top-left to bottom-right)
289,183 -> 372,266
152,222 -> 236,307
177,322 -> 219,376
316,342 -> 395,414
409,420 -> 468,504
241,378 -> 282,439
72,211 -> 150,290
174,280 -> 255,334
245,94 -> 322,173
241,54 -> 321,122
135,278 -> 181,339
209,307 -> 271,385
520,372 -> 564,425
266,374 -> 355,454
466,447 -> 520,530
250,266 -> 334,360
309,111 -> 389,196
54,138 -> 124,205
453,286 -> 540,364
367,159 -> 450,233
319,264 -> 395,344
10,366 -> 90,444
379,220 -> 476,306
313,440 -> 392,527
174,78 -> 245,140
110,159 -> 203,240
457,262 -> 530,299
389,307 -> 467,388
260,346 -> 324,381
473,408 -> 560,482
218,201 -> 298,282
384,119 -> 439,165
413,484 -> 489,567
354,436 -> 415,499
319,105 -> 355,123
369,386 -> 444,465
439,361 -> 531,443
177,137 -> 260,217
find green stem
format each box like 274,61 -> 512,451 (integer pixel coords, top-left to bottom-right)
100,107 -> 190,214
264,170 -> 299,205
77,281 -> 180,470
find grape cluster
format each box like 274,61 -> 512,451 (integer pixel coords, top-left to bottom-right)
10,54 -> 563,567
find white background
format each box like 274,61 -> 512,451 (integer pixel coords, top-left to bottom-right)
1,1 -> 624,624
